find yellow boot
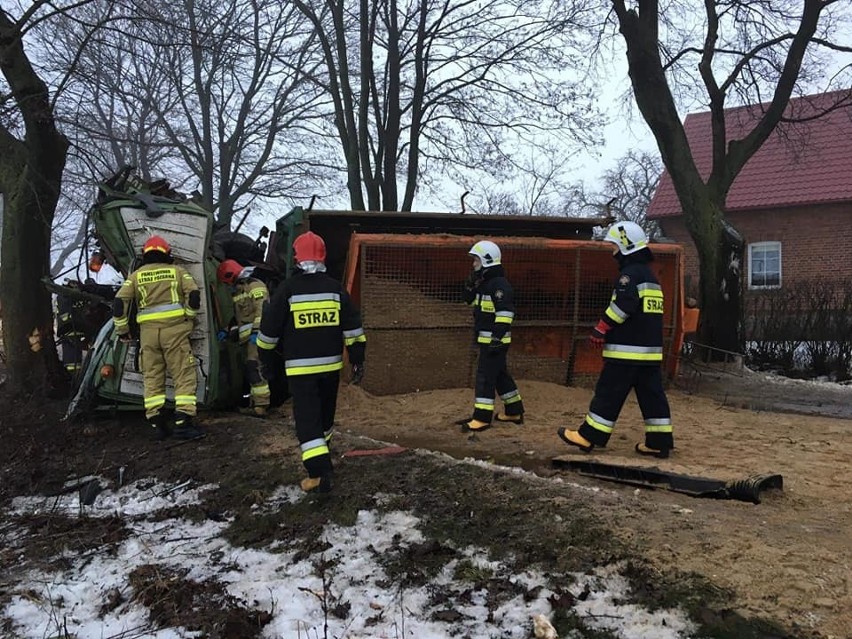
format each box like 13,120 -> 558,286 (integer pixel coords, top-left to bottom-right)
300,475 -> 332,493
462,419 -> 491,433
557,427 -> 594,452
495,412 -> 524,425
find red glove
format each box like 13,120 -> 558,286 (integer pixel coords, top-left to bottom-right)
590,319 -> 611,347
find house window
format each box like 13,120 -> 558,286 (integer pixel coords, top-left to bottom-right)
748,242 -> 781,289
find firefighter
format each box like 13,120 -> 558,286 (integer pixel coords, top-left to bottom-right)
216,259 -> 271,416
113,235 -> 203,440
89,250 -> 105,275
55,282 -> 87,375
257,231 -> 366,493
459,240 -> 525,432
557,221 -> 674,458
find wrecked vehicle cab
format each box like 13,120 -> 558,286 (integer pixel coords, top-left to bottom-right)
66,169 -> 276,419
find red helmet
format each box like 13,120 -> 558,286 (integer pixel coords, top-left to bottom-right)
143,235 -> 171,255
217,259 -> 244,285
293,231 -> 326,264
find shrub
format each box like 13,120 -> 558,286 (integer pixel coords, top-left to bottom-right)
743,278 -> 852,381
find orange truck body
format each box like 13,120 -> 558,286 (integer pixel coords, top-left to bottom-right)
339,232 -> 693,395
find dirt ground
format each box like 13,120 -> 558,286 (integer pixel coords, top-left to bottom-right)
333,371 -> 852,639
1,365 -> 850,638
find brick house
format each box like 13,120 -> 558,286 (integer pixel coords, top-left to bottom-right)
646,90 -> 852,301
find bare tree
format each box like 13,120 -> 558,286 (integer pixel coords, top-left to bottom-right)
567,149 -> 662,235
0,2 -> 88,391
49,194 -> 89,278
30,1 -> 193,282
53,0 -> 332,229
465,146 -> 577,216
609,0 -> 852,353
44,0 -> 179,184
41,1 -> 186,279
471,190 -> 526,216
295,0 -> 600,212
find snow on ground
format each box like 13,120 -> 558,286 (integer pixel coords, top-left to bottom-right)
1,476 -> 696,639
8,477 -> 218,518
756,369 -> 852,387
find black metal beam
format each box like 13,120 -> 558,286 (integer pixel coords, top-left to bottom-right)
552,458 -> 783,504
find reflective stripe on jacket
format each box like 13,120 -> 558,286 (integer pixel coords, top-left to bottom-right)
258,271 -> 366,377
598,261 -> 664,364
462,265 -> 515,345
115,264 -> 199,331
232,278 -> 269,342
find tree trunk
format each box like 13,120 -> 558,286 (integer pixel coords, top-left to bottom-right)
380,0 -> 401,212
1,9 -> 71,394
359,0 -> 381,211
687,199 -> 743,356
1,158 -> 69,393
401,0 -> 428,213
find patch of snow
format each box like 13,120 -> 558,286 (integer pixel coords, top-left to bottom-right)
250,484 -> 302,513
8,478 -> 217,518
1,479 -> 697,639
571,565 -> 695,638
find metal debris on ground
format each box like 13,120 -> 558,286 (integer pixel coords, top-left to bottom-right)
552,458 -> 782,504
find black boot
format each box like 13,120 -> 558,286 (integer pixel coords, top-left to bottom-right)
148,413 -> 172,441
174,412 -> 204,440
635,442 -> 670,459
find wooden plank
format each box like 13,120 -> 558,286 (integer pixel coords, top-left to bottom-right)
121,208 -> 208,263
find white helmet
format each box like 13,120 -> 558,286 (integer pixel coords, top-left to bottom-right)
468,240 -> 501,268
604,221 -> 648,255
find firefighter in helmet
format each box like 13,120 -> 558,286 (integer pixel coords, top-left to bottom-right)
55,281 -> 87,375
459,239 -> 525,432
558,221 -> 674,458
113,235 -> 203,440
257,231 -> 366,492
216,259 -> 271,416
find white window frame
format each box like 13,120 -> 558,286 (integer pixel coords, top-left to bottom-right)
748,241 -> 782,290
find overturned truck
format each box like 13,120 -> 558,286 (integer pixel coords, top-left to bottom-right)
276,207 -> 698,396
66,170 -> 270,418
67,170 -> 697,418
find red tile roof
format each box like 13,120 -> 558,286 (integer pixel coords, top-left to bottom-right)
647,90 -> 852,218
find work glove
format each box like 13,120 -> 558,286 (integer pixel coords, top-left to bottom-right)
248,333 -> 258,345
590,319 -> 611,348
117,333 -> 134,344
464,269 -> 483,291
216,330 -> 229,343
351,362 -> 365,385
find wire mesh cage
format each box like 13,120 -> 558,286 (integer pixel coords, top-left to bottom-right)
346,234 -> 684,396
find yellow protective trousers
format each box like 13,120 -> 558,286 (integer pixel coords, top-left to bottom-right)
245,341 -> 270,408
139,321 -> 197,419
